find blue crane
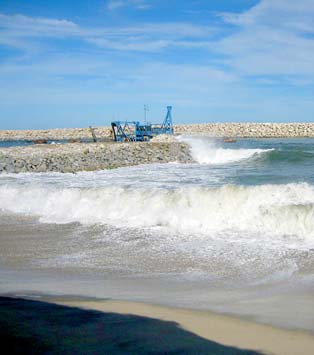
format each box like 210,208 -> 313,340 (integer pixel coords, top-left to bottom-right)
111,106 -> 174,142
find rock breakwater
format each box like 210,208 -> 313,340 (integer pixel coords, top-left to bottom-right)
175,123 -> 314,138
0,142 -> 193,173
1,123 -> 314,142
0,127 -> 112,142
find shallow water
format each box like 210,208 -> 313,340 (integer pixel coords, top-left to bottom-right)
0,136 -> 314,331
0,140 -> 34,148
0,138 -> 105,148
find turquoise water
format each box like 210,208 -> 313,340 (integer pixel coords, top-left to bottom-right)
0,140 -> 33,148
222,138 -> 314,185
0,138 -> 101,148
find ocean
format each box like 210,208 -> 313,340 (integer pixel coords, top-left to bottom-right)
0,138 -> 98,148
0,136 -> 314,331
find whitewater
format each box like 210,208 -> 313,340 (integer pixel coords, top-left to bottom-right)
1,136 -> 314,331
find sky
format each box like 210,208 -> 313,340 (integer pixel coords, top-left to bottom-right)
0,0 -> 314,129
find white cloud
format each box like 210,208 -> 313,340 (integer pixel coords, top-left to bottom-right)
0,57 -> 237,108
2,55 -> 312,124
107,0 -> 151,11
0,13 -> 78,37
88,37 -> 171,51
1,1 -> 314,125
220,0 -> 314,33
107,1 -> 125,11
217,0 -> 314,79
1,0 -> 314,89
0,13 -> 214,53
129,0 -> 151,10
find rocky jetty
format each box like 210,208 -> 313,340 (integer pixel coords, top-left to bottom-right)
0,142 -> 193,173
1,122 -> 314,174
174,123 -> 314,138
1,123 -> 314,142
0,127 -> 112,142
150,134 -> 178,142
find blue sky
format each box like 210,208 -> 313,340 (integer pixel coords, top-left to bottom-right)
0,0 -> 313,129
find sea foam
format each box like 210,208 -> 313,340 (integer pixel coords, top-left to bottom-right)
178,135 -> 272,164
1,183 -> 314,242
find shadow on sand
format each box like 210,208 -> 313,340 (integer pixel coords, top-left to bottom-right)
0,297 -> 263,354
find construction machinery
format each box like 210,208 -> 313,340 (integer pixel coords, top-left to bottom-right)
111,106 -> 173,142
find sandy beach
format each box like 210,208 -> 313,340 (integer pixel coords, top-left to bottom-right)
0,295 -> 313,354
52,298 -> 314,355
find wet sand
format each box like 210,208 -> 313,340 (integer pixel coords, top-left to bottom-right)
51,297 -> 314,355
2,295 -> 311,355
0,296 -> 260,355
0,214 -> 314,336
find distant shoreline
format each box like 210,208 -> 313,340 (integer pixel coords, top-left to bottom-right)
1,123 -> 314,141
1,124 -> 314,172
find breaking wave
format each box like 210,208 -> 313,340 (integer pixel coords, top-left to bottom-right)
178,136 -> 272,164
1,182 -> 314,241
259,149 -> 314,163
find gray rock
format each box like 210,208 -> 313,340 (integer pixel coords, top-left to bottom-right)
0,142 -> 194,173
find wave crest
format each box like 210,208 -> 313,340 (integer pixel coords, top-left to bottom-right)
259,149 -> 314,163
1,183 -> 314,241
178,136 -> 272,164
